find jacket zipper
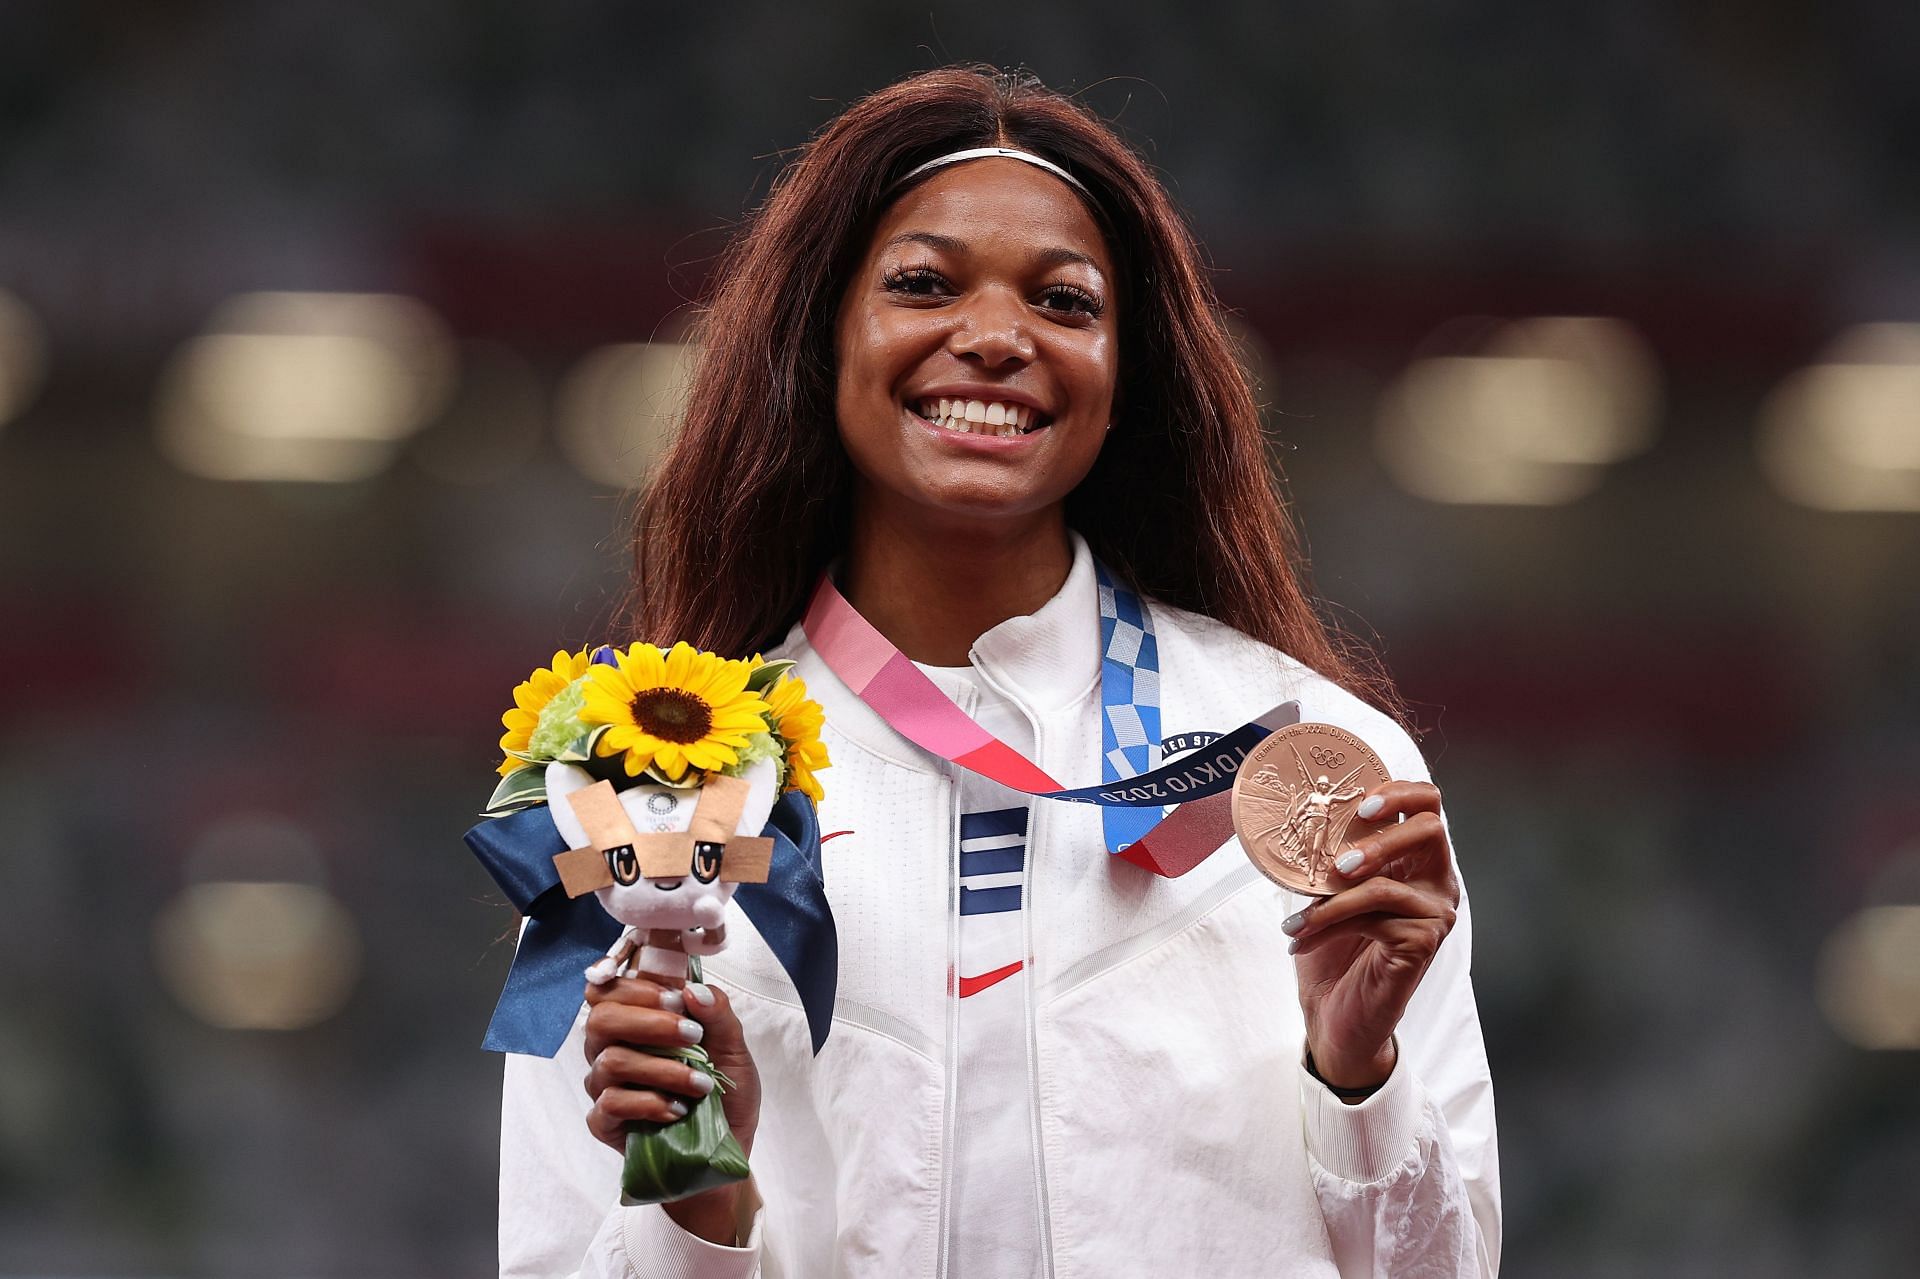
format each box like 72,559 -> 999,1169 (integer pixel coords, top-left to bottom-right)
1022,718 -> 1060,1279
969,662 -> 1061,1278
936,770 -> 960,1279
941,664 -> 1062,1278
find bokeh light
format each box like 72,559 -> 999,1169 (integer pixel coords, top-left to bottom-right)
152,880 -> 362,1031
555,341 -> 697,488
1487,316 -> 1661,465
1818,905 -> 1920,1050
0,286 -> 49,431
1374,316 -> 1661,505
1760,323 -> 1920,512
152,813 -> 360,1032
156,291 -> 456,483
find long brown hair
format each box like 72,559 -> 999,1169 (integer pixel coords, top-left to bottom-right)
620,66 -> 1400,717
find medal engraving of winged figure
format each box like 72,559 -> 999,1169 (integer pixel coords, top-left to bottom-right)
1235,744 -> 1368,890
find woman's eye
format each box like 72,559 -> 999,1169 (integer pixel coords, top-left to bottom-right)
882,266 -> 949,297
1038,285 -> 1103,319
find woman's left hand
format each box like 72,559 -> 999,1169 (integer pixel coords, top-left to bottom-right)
1283,780 -> 1460,1094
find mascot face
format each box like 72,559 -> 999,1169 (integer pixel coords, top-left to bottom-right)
545,757 -> 779,947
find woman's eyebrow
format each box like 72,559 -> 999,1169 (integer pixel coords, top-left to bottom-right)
1032,245 -> 1102,275
882,231 -> 1104,277
882,231 -> 968,256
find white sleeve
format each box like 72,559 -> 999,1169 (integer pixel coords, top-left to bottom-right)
498,1015 -> 766,1279
1298,866 -> 1502,1278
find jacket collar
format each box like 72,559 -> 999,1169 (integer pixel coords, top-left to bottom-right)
966,529 -> 1102,715
775,531 -> 1105,775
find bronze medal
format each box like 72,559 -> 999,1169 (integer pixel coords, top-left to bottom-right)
1230,723 -> 1392,896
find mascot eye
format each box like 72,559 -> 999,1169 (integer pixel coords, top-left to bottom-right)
690,841 -> 724,884
606,845 -> 641,886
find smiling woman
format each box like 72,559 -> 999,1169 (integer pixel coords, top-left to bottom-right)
831,155 -> 1121,664
499,65 -> 1500,1278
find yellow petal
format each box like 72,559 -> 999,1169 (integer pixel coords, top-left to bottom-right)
655,641 -> 685,688
682,741 -> 735,772
625,643 -> 667,687
581,673 -> 633,725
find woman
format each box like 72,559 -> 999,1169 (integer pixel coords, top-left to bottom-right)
500,66 -> 1500,1277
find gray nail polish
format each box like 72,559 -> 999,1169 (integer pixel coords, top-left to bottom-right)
678,1018 -> 705,1045
686,1070 -> 716,1097
1281,910 -> 1308,935
1335,850 -> 1365,875
1356,795 -> 1386,820
657,989 -> 684,1013
684,982 -> 715,1008
665,1099 -> 688,1119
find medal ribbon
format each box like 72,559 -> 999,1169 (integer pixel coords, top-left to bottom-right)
801,563 -> 1299,877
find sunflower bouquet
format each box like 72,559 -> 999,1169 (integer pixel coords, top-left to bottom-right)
479,640 -> 828,1205
488,642 -> 827,816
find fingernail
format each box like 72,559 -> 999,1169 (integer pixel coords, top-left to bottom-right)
1335,850 -> 1365,875
677,1018 -> 704,1045
1281,910 -> 1308,936
1356,795 -> 1386,820
665,1099 -> 689,1119
1287,938 -> 1301,955
657,989 -> 684,1013
684,982 -> 715,1009
686,1070 -> 715,1097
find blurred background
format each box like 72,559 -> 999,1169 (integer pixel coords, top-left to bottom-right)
2,2 -> 1916,1275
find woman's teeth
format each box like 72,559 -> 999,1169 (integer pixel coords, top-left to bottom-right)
915,398 -> 1043,437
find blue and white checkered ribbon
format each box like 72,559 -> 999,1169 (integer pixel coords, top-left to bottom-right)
1095,561 -> 1162,854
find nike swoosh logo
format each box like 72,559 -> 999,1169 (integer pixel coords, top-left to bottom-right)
958,960 -> 1024,998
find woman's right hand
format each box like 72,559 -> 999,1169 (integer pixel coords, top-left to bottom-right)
582,976 -> 762,1244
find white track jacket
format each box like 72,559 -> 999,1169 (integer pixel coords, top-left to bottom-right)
499,536 -> 1501,1277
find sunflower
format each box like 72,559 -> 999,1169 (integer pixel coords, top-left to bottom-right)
582,642 -> 770,781
764,673 -> 830,803
497,648 -> 595,776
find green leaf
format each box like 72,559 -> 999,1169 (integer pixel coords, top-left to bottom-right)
554,722 -> 610,764
618,1049 -> 752,1205
745,659 -> 796,694
481,764 -> 548,817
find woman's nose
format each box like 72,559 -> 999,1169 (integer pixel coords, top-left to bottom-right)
947,288 -> 1036,366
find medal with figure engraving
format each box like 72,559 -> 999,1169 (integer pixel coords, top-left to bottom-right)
1230,723 -> 1392,896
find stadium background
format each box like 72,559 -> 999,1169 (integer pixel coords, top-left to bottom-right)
1,3 -> 1916,1274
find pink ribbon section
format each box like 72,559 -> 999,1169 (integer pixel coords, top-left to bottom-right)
804,578 -> 1070,791
802,575 -> 1297,878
